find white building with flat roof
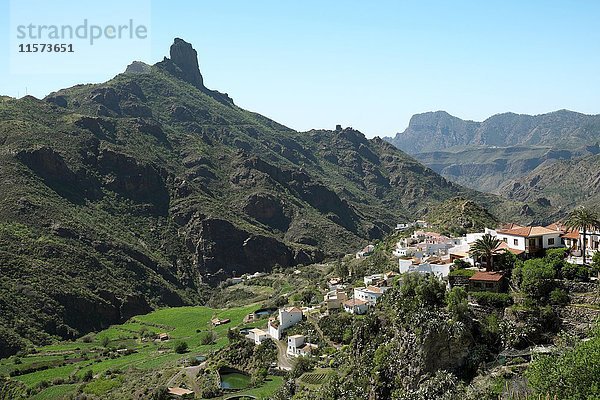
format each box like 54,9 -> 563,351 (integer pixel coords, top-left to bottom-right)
247,328 -> 269,345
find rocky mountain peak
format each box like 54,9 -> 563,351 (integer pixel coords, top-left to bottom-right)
155,38 -> 234,105
169,38 -> 204,88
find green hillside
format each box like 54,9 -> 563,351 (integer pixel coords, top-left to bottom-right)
0,38 -> 527,356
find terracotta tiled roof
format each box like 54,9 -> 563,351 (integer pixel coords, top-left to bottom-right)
469,271 -> 505,282
497,226 -> 558,237
283,307 -> 302,313
494,242 -> 525,255
365,285 -> 383,293
561,230 -> 580,240
545,221 -> 566,231
343,298 -> 368,306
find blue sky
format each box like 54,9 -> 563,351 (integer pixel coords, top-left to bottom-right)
1,0 -> 599,137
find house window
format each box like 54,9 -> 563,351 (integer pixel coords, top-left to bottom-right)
485,283 -> 494,288
548,238 -> 555,245
513,239 -> 518,246
503,238 -> 507,243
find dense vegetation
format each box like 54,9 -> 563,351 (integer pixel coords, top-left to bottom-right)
425,197 -> 499,236
526,324 -> 600,400
268,242 -> 600,399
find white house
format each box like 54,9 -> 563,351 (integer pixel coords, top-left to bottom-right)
343,298 -> 369,314
354,286 -> 388,306
446,237 -> 466,246
395,223 -> 412,231
393,245 -> 417,258
298,343 -> 318,356
247,328 -> 269,345
416,242 -> 452,256
356,244 -> 375,259
496,226 -> 562,256
412,231 -> 448,244
287,334 -> 305,356
466,229 -> 497,244
399,260 -> 450,279
268,307 -> 303,340
545,222 -> 600,258
415,220 -> 428,228
287,334 -> 319,357
363,274 -> 384,286
245,271 -> 266,281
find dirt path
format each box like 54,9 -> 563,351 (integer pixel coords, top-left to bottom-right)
165,362 -> 205,393
185,364 -> 203,394
275,339 -> 294,370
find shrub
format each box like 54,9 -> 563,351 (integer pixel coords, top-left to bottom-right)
446,287 -> 468,320
82,369 -> 93,382
52,377 -> 65,385
526,325 -> 600,399
469,291 -> 513,308
174,341 -> 188,354
561,263 -> 589,281
199,330 -> 217,345
546,248 -> 567,262
81,334 -> 94,343
592,252 -> 600,275
549,288 -> 569,306
99,336 -> 109,348
36,380 -> 50,389
592,252 -> 600,267
517,258 -> 556,299
318,312 -> 354,344
448,269 -> 475,277
452,259 -> 471,270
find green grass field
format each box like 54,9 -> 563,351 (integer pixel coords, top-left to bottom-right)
0,303 -> 281,399
31,384 -> 78,400
218,375 -> 284,400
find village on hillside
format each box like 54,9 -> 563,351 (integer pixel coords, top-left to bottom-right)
216,216 -> 600,377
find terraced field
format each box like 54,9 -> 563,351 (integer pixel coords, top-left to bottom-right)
0,304 -> 283,399
299,368 -> 335,387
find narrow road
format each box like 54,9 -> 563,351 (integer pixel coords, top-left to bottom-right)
275,339 -> 294,370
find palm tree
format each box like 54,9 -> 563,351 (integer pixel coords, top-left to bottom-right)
565,207 -> 600,265
470,233 -> 501,271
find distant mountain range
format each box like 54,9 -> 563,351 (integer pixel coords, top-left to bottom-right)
385,110 -> 600,213
0,39 -> 532,355
386,110 -> 600,153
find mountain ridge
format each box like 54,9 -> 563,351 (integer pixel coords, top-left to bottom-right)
386,109 -> 600,154
384,109 -> 600,197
